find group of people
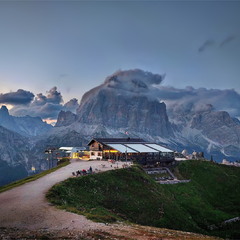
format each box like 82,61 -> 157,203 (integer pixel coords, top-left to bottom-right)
72,166 -> 93,177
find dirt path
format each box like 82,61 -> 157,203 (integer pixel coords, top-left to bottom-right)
0,160 -> 221,240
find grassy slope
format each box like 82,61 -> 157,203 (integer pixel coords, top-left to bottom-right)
170,161 -> 240,239
0,158 -> 70,193
47,161 -> 240,239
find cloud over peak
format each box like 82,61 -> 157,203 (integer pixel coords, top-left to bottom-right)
104,69 -> 165,93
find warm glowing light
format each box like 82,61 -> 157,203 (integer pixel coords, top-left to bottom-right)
103,150 -> 119,153
0,104 -> 13,110
43,118 -> 57,126
72,152 -> 80,158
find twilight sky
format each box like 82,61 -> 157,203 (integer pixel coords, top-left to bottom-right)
0,0 -> 240,122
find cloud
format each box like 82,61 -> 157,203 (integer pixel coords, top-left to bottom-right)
198,35 -> 238,53
104,69 -> 165,93
45,86 -> 63,104
157,86 -> 240,119
198,40 -> 215,52
0,89 -> 34,105
219,35 -> 237,47
64,98 -> 79,112
9,87 -> 79,120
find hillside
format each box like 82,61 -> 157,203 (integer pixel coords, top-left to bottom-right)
47,160 -> 240,239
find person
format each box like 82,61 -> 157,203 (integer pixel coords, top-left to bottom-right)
89,166 -> 92,173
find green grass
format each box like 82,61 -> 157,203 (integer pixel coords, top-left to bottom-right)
47,161 -> 240,239
0,158 -> 70,193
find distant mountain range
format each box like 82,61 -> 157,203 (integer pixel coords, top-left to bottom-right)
0,105 -> 52,137
0,69 -> 239,185
0,106 -> 54,185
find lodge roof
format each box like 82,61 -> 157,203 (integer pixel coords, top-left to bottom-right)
88,138 -> 174,153
88,138 -> 146,145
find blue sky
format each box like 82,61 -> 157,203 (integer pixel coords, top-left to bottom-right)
0,0 -> 240,121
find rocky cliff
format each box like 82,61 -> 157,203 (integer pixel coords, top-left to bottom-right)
77,88 -> 173,138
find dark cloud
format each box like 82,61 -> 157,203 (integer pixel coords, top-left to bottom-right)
0,89 -> 34,105
45,86 -> 63,104
10,87 -> 78,120
199,35 -> 238,53
198,40 -> 215,52
219,35 -> 237,47
31,87 -> 63,107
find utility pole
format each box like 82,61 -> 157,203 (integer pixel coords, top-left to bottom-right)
45,149 -> 50,170
125,147 -> 127,162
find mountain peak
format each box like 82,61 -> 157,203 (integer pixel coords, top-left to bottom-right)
55,110 -> 77,127
0,105 -> 9,116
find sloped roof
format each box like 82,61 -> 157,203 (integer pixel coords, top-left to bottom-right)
88,138 -> 146,145
105,143 -> 138,153
145,144 -> 173,153
124,143 -> 159,153
88,138 -> 173,153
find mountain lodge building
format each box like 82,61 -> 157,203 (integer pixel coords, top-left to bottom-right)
88,138 -> 175,166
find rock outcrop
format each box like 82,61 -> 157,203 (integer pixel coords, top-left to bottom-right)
55,110 -> 77,127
